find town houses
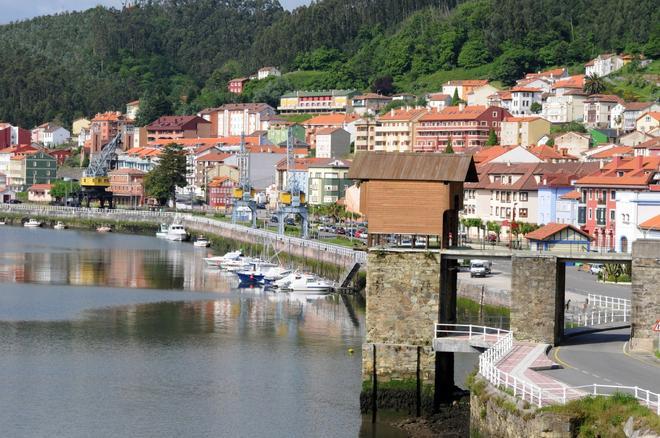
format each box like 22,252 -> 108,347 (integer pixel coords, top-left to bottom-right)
0,51 -> 657,254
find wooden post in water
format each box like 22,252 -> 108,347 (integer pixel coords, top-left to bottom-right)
416,345 -> 421,417
372,344 -> 377,423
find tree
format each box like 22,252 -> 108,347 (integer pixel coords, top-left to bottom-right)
545,137 -> 555,146
486,129 -> 498,146
530,102 -> 542,114
135,87 -> 173,127
450,88 -> 461,106
486,220 -> 502,242
492,46 -> 536,86
457,37 -> 490,69
583,73 -> 606,95
49,180 -> 81,200
371,75 -> 395,95
445,137 -> 454,154
144,143 -> 187,206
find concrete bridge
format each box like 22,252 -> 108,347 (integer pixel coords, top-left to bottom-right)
361,240 -> 659,410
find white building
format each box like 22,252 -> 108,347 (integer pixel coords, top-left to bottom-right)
426,93 -> 451,111
554,131 -> 591,157
315,127 -> 350,159
257,67 -> 281,80
541,90 -> 587,123
610,102 -> 659,132
466,84 -> 499,106
583,94 -> 623,129
585,54 -> 625,77
41,125 -> 70,147
614,192 -> 660,252
201,103 -> 276,137
508,87 -> 543,115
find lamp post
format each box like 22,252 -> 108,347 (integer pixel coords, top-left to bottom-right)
509,202 -> 517,250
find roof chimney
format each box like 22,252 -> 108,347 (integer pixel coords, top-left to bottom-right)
390,109 -> 395,116
459,103 -> 465,111
634,155 -> 644,169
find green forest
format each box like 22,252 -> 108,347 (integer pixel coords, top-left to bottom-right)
0,0 -> 658,128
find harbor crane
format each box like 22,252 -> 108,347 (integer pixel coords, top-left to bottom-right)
231,133 -> 257,227
275,129 -> 309,238
80,132 -> 122,208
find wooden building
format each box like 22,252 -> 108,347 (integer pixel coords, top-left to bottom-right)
347,152 -> 478,247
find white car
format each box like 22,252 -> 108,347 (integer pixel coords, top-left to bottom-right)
589,264 -> 604,275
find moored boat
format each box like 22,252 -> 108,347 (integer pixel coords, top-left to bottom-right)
165,224 -> 189,241
54,221 -> 67,230
97,225 -> 112,232
280,274 -> 334,294
24,219 -> 42,228
156,223 -> 169,239
203,250 -> 243,267
193,235 -> 210,247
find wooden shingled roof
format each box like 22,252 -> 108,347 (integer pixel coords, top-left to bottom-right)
347,152 -> 478,183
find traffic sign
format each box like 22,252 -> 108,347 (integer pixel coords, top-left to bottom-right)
653,319 -> 660,332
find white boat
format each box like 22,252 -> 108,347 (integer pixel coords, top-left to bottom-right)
24,219 -> 42,228
165,224 -> 189,241
97,225 -> 112,232
273,272 -> 303,289
0,220 -> 5,225
262,266 -> 292,283
156,223 -> 169,239
54,221 -> 67,230
203,250 -> 243,267
193,235 -> 211,247
281,274 -> 334,294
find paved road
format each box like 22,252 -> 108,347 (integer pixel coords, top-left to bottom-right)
461,260 -> 631,300
541,328 -> 660,394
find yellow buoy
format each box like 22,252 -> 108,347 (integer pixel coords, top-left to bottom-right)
348,348 -> 354,354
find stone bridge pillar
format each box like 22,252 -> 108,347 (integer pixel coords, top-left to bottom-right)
511,255 -> 564,345
630,240 -> 660,353
362,249 -> 446,399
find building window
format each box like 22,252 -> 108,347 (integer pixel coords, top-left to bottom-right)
518,208 -> 528,218
610,190 -> 616,200
520,192 -> 528,202
588,208 -> 592,219
610,210 -> 615,221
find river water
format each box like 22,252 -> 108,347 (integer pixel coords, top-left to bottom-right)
0,226 -> 477,437
0,227 -> 371,437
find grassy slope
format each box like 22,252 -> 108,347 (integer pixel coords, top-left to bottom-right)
605,59 -> 660,101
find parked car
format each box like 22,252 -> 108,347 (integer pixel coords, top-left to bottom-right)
270,215 -> 279,223
589,263 -> 604,275
285,217 -> 295,226
336,227 -> 346,235
6,199 -> 21,204
470,260 -> 492,278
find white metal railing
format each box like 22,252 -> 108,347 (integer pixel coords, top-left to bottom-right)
435,323 -> 660,414
435,323 -> 509,340
566,310 -> 629,326
588,293 -> 631,314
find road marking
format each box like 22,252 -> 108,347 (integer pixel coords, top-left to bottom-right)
622,342 -> 660,368
552,347 -> 575,369
591,374 -> 600,378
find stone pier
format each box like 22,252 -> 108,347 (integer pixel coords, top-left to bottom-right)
362,249 -> 441,385
630,239 -> 660,353
510,255 -> 565,345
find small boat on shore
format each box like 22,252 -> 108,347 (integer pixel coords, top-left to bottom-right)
54,221 -> 67,230
97,225 -> 112,233
193,235 -> 210,247
24,219 -> 42,228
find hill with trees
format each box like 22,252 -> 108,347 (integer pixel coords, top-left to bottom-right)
0,0 -> 657,128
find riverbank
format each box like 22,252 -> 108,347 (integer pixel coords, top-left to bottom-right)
0,205 -> 365,286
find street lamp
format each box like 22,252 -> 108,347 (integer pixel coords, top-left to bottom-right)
509,202 -> 517,250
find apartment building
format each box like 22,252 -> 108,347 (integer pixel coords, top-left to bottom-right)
374,108 -> 427,152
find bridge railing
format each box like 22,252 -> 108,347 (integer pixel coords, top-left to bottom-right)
435,323 -> 660,413
566,310 -> 629,327
435,323 -> 509,340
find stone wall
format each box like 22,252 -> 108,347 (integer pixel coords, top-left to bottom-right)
630,239 -> 660,353
470,379 -> 575,438
363,249 -> 441,382
510,255 -> 563,345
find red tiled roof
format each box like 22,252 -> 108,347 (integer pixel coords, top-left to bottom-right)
92,111 -> 123,122
639,214 -> 660,230
525,223 -> 592,241
28,183 -> 53,191
634,137 -> 660,150
528,145 -> 578,161
208,176 -> 236,187
109,168 -> 146,175
623,102 -> 654,111
427,93 -> 451,101
197,152 -> 231,162
316,127 -> 346,135
637,111 -> 660,122
552,75 -> 585,90
589,146 -> 633,159
559,190 -> 581,200
503,116 -> 543,123
378,108 -> 427,121
444,80 -> 489,86
585,94 -> 623,104
509,87 -> 542,93
275,157 -> 341,171
303,113 -> 359,126
472,145 -> 513,164
146,115 -> 210,131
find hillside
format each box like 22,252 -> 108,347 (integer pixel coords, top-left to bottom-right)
0,0 -> 657,128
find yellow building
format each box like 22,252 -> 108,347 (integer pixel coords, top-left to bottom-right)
374,108 -> 428,152
500,116 -> 551,147
636,112 -> 660,133
72,118 -> 91,136
277,90 -> 358,114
